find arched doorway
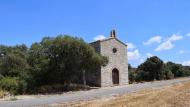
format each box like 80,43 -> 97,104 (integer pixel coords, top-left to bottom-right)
112,68 -> 119,85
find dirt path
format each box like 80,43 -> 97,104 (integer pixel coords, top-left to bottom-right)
52,81 -> 190,107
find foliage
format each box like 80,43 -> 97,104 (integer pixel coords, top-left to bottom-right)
0,44 -> 29,79
27,35 -> 108,89
0,35 -> 107,94
0,45 -> 29,95
131,56 -> 190,83
166,62 -> 187,77
137,56 -> 164,81
162,64 -> 174,79
129,70 -> 135,83
0,77 -> 26,95
128,64 -> 137,83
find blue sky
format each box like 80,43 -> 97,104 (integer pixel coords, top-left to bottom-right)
0,0 -> 190,67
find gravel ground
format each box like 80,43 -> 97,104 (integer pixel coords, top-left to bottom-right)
0,77 -> 190,107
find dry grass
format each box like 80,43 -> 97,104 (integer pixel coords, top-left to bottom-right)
43,81 -> 190,107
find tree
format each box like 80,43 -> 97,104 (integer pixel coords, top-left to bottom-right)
0,45 -> 29,94
166,62 -> 185,77
0,45 -> 29,78
27,42 -> 50,88
0,77 -> 27,95
128,64 -> 137,83
137,56 -> 164,81
128,64 -> 132,70
162,64 -> 174,79
27,35 -> 108,88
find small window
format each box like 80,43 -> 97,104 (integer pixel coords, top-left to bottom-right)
112,48 -> 117,53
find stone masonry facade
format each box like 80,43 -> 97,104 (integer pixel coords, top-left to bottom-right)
86,30 -> 128,87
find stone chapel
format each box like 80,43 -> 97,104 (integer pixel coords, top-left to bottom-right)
86,30 -> 128,87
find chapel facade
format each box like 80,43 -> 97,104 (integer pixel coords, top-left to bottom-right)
86,30 -> 128,87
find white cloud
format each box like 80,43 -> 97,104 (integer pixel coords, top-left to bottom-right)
126,42 -> 136,50
155,34 -> 183,51
182,61 -> 190,66
155,41 -> 173,51
168,34 -> 183,41
146,53 -> 153,58
179,50 -> 185,54
143,36 -> 162,45
128,49 -> 141,61
93,35 -> 106,41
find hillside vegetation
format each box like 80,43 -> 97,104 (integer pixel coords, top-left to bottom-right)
0,35 -> 108,95
129,56 -> 190,83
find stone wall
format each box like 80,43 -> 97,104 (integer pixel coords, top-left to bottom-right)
100,38 -> 128,87
89,38 -> 128,87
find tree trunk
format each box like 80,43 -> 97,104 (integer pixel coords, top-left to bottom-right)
83,70 -> 86,86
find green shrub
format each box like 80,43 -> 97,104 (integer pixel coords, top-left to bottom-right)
0,74 -> 3,79
0,77 -> 27,95
166,70 -> 174,80
129,70 -> 135,84
135,70 -> 150,82
0,77 -> 18,95
17,79 -> 27,94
